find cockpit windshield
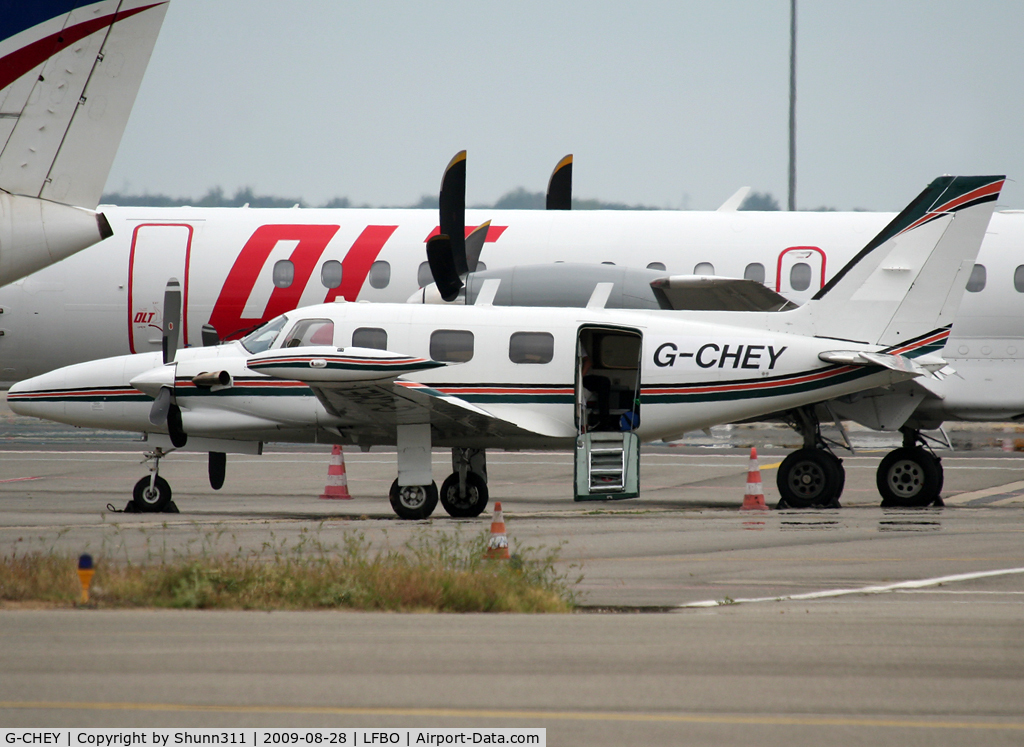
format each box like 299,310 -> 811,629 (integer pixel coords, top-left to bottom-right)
240,315 -> 288,354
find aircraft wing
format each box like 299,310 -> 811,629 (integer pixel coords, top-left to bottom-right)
246,346 -> 575,441
305,380 -> 574,441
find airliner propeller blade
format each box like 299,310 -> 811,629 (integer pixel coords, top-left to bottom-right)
464,220 -> 491,274
162,279 -> 182,365
546,154 -> 573,210
439,150 -> 467,276
426,235 -> 463,302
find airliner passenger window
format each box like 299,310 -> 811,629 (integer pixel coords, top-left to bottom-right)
430,330 -> 474,362
273,260 -> 294,288
321,260 -> 343,289
694,262 -> 714,276
352,327 -> 387,350
283,319 -> 334,347
1015,266 -> 1024,293
789,262 -> 811,291
509,332 -> 554,364
647,262 -> 666,271
966,264 -> 986,293
368,261 -> 390,289
744,263 -> 765,284
417,262 -> 433,288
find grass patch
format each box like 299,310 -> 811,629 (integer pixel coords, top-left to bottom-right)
0,527 -> 579,613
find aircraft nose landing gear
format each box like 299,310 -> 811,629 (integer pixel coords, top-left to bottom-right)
129,447 -> 177,513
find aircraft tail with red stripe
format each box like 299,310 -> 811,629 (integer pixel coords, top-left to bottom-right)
0,0 -> 169,210
773,175 -> 1004,348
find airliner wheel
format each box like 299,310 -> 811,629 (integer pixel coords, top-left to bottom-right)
777,448 -> 844,508
389,480 -> 438,520
439,472 -> 489,518
133,476 -> 172,512
876,447 -> 942,507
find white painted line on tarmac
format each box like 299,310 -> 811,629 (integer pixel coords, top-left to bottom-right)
944,480 -> 1024,505
679,566 -> 1024,608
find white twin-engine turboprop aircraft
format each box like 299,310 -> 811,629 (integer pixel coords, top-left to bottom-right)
8,176 -> 1003,518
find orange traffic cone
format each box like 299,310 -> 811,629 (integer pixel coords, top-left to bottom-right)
741,446 -> 767,511
320,445 -> 353,500
485,502 -> 510,559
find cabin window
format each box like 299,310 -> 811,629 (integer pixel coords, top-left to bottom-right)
283,318 -> 334,347
430,329 -> 474,362
693,262 -> 714,276
789,262 -> 812,291
368,260 -> 390,289
1015,266 -> 1024,292
352,327 -> 388,350
744,262 -> 765,284
601,261 -> 615,265
417,261 -> 434,288
966,263 -> 986,292
509,332 -> 554,364
320,260 -> 343,289
272,260 -> 294,288
646,262 -> 666,271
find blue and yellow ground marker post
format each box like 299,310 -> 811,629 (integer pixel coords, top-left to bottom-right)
77,554 -> 95,604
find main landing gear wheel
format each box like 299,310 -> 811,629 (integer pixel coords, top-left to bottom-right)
389,480 -> 438,520
133,476 -> 172,512
877,447 -> 942,507
777,448 -> 844,508
439,472 -> 489,518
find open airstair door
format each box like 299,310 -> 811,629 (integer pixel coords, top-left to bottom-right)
574,326 -> 642,500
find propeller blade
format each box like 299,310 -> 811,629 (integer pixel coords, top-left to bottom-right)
167,403 -> 187,448
201,324 -> 220,347
546,154 -> 573,210
464,220 -> 491,274
162,278 -> 182,364
209,451 -> 226,490
426,234 -> 463,302
149,386 -> 171,426
439,150 -> 467,275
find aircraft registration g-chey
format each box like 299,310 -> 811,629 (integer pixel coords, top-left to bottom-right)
8,176 -> 1004,519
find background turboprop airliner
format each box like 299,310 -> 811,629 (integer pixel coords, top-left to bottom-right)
0,203 -> 1020,417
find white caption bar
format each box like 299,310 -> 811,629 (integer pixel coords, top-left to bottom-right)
2,731 -> 545,747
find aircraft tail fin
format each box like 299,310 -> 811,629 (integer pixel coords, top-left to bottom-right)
776,176 -> 1004,348
0,0 -> 168,209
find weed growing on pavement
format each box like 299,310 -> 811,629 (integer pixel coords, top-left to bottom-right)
0,524 -> 579,612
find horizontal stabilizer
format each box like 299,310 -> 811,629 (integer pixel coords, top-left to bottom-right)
246,346 -> 447,383
818,350 -> 928,378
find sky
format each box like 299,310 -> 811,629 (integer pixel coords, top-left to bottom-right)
105,0 -> 1024,211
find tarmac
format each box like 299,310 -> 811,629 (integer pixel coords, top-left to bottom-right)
1,395 -> 1023,744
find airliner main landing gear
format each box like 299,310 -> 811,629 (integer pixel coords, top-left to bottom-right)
132,447 -> 174,512
876,428 -> 944,507
776,406 -> 845,509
